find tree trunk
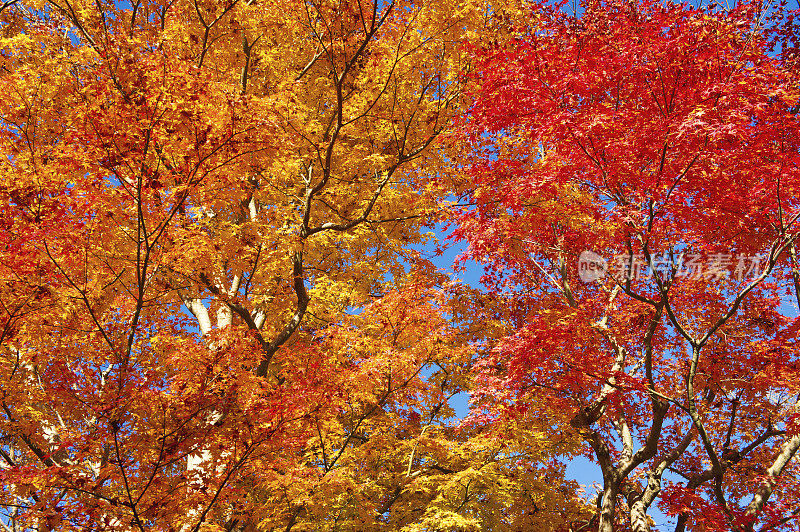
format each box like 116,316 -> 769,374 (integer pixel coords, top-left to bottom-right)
598,486 -> 618,532
630,500 -> 651,532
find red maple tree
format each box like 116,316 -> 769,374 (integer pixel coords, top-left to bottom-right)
455,0 -> 800,530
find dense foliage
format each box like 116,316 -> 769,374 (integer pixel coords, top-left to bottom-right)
458,0 -> 800,531
1,0 -> 799,531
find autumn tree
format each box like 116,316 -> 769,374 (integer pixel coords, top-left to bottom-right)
456,0 -> 800,531
0,0 -> 589,530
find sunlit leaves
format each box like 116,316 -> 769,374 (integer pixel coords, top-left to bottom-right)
457,0 -> 800,530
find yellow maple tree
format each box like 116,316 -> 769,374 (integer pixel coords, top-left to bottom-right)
0,0 -> 589,530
